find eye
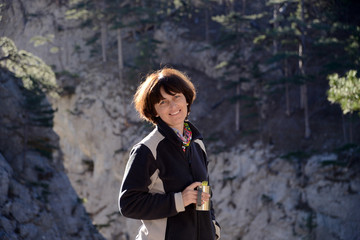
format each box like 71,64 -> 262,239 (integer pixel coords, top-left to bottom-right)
159,100 -> 166,105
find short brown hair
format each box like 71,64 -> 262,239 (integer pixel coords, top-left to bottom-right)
134,67 -> 196,124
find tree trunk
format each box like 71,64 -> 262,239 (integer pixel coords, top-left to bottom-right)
205,6 -> 210,42
101,21 -> 107,62
303,84 -> 311,138
227,0 -> 234,13
300,85 -> 305,109
235,84 -> 240,132
342,113 -> 347,143
299,0 -> 310,138
273,3 -> 278,54
98,1 -> 107,62
285,59 -> 290,116
117,28 -> 128,128
117,28 -> 124,82
273,3 -> 291,117
349,113 -> 353,143
234,0 -> 246,132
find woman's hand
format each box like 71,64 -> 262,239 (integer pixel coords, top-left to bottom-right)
181,182 -> 210,207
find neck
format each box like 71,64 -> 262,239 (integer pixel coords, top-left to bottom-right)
172,124 -> 184,135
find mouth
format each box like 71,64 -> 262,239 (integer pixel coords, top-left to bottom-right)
169,110 -> 180,116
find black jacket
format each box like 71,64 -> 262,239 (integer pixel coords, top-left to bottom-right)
119,119 -> 220,240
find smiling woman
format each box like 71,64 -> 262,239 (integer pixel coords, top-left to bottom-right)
133,68 -> 196,125
154,89 -> 188,133
118,67 -> 221,240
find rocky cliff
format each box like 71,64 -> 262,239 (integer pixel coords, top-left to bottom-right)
0,68 -> 105,240
210,144 -> 360,239
1,1 -> 359,240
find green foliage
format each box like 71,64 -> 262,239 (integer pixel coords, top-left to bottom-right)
65,0 -> 167,69
0,37 -> 59,97
320,160 -> 347,167
1,37 -> 59,160
327,70 -> 360,115
0,3 -> 6,23
281,150 -> 311,162
30,34 -> 55,47
313,22 -> 360,75
66,0 -> 96,21
133,35 -> 161,72
77,197 -> 88,204
333,143 -> 360,164
305,211 -> 317,233
27,138 -> 56,158
335,143 -> 360,153
22,88 -> 56,127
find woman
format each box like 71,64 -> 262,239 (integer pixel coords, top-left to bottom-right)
119,67 -> 220,240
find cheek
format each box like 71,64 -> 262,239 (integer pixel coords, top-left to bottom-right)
155,106 -> 168,118
154,106 -> 161,117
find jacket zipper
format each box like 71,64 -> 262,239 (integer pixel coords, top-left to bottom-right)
184,141 -> 203,240
184,143 -> 196,181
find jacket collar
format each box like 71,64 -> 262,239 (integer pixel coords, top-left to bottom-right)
156,118 -> 203,146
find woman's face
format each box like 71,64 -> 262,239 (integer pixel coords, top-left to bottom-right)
154,87 -> 188,133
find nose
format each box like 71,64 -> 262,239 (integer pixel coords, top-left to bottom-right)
169,100 -> 177,108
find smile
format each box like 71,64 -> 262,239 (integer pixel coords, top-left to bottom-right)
169,110 -> 180,116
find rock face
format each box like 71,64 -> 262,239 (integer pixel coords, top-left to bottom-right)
209,144 -> 360,240
1,1 -> 359,240
0,69 -> 105,240
52,66 -> 142,240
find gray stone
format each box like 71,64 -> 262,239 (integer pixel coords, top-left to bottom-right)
9,180 -> 32,203
0,231 -> 19,240
0,216 -> 16,235
19,223 -> 38,239
0,154 -> 12,206
10,198 -> 39,223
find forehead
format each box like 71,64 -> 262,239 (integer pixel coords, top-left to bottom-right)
159,87 -> 181,99
149,76 -> 187,105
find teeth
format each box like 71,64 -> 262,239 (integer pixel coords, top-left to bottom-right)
170,110 -> 180,115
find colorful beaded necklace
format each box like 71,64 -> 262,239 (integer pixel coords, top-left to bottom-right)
173,122 -> 192,152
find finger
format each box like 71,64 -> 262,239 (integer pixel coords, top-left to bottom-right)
183,190 -> 199,199
186,182 -> 202,190
202,193 -> 210,201
184,187 -> 199,195
184,192 -> 198,201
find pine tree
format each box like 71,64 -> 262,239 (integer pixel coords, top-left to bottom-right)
252,0 -> 314,138
212,1 -> 260,132
328,70 -> 360,143
297,0 -> 311,138
66,0 -> 109,62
